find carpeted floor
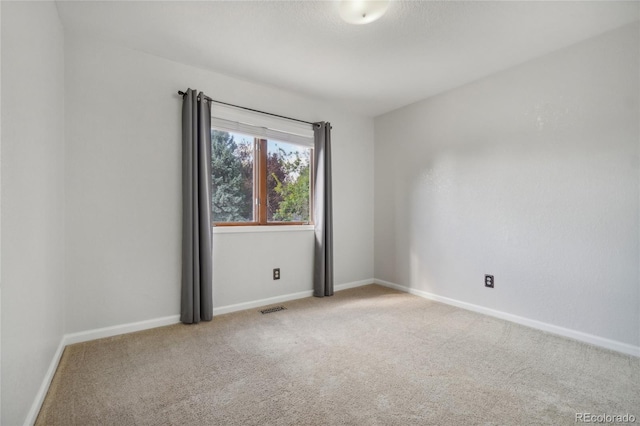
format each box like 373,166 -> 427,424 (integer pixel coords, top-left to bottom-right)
36,285 -> 639,425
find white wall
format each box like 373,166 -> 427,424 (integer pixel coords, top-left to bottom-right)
1,2 -> 66,425
212,228 -> 314,308
374,23 -> 639,347
0,1 -> 3,422
64,35 -> 374,333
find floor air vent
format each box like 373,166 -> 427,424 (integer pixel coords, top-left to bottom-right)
260,306 -> 287,314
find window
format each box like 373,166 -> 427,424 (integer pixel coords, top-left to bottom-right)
210,130 -> 255,223
210,109 -> 314,226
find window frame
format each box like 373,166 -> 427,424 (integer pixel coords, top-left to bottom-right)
212,135 -> 314,227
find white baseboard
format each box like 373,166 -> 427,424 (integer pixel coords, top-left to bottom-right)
24,278 -> 374,425
373,279 -> 407,293
213,278 -> 373,317
64,315 -> 182,346
23,339 -> 66,426
374,279 -> 640,358
213,290 -> 314,315
212,278 -> 373,315
64,278 -> 374,344
334,278 -> 374,291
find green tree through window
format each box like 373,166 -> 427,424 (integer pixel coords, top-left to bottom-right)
211,129 -> 312,225
210,130 -> 253,222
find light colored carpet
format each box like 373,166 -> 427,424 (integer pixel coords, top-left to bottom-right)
36,285 -> 639,425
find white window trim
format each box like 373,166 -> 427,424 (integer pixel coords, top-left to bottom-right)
211,103 -> 314,148
212,225 -> 314,234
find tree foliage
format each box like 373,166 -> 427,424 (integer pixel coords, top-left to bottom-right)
210,130 -> 252,222
211,130 -> 311,223
266,151 -> 286,221
271,148 -> 310,222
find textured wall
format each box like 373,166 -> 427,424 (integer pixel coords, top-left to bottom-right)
1,2 -> 66,424
64,36 -> 374,333
374,23 -> 639,346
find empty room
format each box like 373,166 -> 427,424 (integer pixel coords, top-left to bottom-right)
1,0 -> 638,425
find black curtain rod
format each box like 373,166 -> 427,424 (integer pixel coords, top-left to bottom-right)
178,91 -> 315,126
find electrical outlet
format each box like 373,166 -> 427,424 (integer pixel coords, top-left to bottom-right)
273,268 -> 280,280
485,274 -> 494,288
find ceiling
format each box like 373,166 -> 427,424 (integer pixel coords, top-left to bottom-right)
56,1 -> 639,117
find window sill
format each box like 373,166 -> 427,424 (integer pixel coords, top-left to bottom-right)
212,225 -> 314,234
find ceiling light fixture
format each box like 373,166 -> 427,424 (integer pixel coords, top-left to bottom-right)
339,0 -> 390,25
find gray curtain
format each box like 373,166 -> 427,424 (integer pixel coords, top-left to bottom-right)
181,89 -> 213,323
313,122 -> 334,297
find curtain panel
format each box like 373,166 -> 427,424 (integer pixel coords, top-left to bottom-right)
181,89 -> 214,323
313,122 -> 334,297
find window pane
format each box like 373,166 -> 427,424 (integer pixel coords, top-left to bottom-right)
266,140 -> 311,222
211,130 -> 254,222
